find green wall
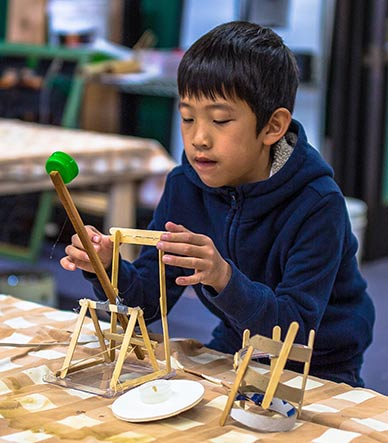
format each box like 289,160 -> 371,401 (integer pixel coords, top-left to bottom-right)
0,0 -> 8,40
141,0 -> 182,48
136,0 -> 182,151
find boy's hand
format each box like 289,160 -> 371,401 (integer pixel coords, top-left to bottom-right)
60,225 -> 113,273
157,221 -> 231,293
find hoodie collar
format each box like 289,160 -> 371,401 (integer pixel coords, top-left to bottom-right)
270,131 -> 297,177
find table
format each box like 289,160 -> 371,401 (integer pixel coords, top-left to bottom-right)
0,118 -> 175,260
0,294 -> 387,443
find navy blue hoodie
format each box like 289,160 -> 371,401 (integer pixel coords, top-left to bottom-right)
88,120 -> 374,386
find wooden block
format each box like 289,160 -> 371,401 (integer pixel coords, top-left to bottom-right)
6,0 -> 47,44
80,0 -> 123,134
81,82 -> 120,134
108,0 -> 124,44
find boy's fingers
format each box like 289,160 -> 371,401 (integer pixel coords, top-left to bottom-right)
65,244 -> 90,262
86,224 -> 102,234
163,222 -> 210,246
70,230 -> 103,251
175,273 -> 202,286
162,254 -> 202,269
85,225 -> 103,242
158,240 -> 205,258
165,221 -> 189,233
60,254 -> 94,273
160,231 -> 208,247
60,257 -> 76,271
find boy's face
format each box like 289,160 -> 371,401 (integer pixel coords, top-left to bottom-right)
179,95 -> 271,187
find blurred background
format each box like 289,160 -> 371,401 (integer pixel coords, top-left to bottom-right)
0,0 -> 387,394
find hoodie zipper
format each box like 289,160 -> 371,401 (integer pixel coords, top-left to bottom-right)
230,190 -> 238,210
226,189 -> 239,260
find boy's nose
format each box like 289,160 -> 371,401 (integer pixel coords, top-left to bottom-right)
192,127 -> 211,149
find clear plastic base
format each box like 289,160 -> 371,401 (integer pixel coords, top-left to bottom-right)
44,359 -> 175,398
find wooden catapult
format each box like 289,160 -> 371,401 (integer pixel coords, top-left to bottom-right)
45,151 -> 172,395
220,322 -> 315,431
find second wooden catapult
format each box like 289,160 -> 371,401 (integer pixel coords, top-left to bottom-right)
45,151 -> 172,395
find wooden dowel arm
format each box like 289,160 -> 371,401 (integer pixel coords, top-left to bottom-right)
49,171 -> 128,330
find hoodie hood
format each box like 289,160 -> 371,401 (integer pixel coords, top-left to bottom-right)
181,119 -> 334,217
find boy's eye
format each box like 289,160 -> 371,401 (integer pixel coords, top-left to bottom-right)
214,119 -> 231,125
181,117 -> 193,123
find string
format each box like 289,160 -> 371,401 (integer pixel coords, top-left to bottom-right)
49,217 -> 69,260
0,339 -> 98,347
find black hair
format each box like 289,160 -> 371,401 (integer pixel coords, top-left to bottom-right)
177,21 -> 299,134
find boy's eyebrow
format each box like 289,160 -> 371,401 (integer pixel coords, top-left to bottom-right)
178,101 -> 234,112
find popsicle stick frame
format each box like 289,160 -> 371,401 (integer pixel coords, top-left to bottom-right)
45,152 -> 172,394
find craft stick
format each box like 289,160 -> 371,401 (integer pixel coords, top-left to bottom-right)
137,313 -> 160,371
88,302 -> 111,363
109,310 -> 118,361
220,345 -> 254,426
159,250 -> 171,373
62,357 -> 107,374
272,325 -> 281,341
58,299 -> 89,378
110,227 -> 165,246
271,325 -> 281,374
103,331 -> 158,349
49,171 -> 128,331
298,329 -> 315,414
110,310 -> 139,389
111,229 -> 121,293
118,369 -> 171,392
242,329 -> 250,348
59,341 -> 125,375
261,321 -> 299,409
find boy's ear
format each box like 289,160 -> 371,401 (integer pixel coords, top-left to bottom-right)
262,108 -> 292,146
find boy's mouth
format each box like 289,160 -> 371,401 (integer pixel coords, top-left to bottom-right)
194,156 -> 217,168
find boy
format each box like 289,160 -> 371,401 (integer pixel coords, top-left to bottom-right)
61,21 -> 375,387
